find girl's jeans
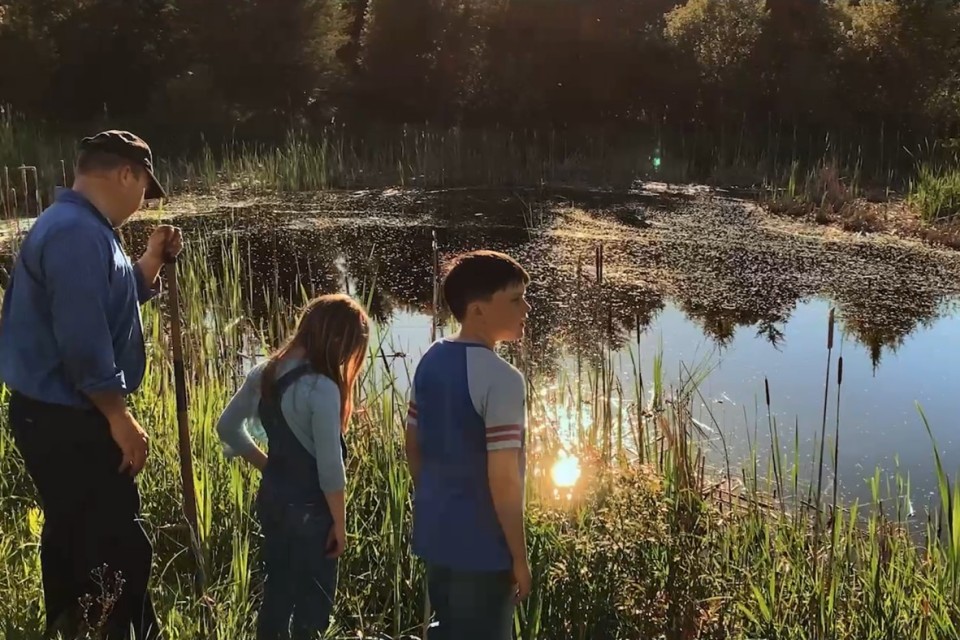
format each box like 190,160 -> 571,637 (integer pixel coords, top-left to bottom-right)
256,497 -> 338,640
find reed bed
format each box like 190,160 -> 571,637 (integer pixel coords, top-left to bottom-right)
0,230 -> 958,639
910,164 -> 960,222
3,112 -> 956,218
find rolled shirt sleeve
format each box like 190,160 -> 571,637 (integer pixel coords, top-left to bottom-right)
42,225 -> 126,396
133,262 -> 161,304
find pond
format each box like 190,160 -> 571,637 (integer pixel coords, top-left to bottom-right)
5,185 -> 960,515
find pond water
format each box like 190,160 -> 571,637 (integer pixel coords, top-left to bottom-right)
4,186 -> 960,516
386,296 -> 960,511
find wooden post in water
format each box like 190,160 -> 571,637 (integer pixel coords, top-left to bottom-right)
431,229 -> 440,343
20,166 -> 29,217
636,312 -> 644,465
2,167 -> 9,219
15,166 -> 40,217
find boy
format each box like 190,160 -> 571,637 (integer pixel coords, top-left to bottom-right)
405,250 -> 532,640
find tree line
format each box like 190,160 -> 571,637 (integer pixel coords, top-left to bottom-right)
1,0 -> 959,146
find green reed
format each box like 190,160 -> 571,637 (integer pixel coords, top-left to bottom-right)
909,164 -> 960,222
1,231 -> 959,639
4,111 -> 955,217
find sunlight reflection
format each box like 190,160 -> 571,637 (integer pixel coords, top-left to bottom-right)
551,452 -> 582,488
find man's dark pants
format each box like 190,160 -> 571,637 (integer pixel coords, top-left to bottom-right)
8,391 -> 161,640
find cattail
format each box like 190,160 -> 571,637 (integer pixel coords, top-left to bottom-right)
827,307 -> 835,350
816,308 -> 837,539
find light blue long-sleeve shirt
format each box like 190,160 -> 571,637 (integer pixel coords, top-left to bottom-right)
0,188 -> 157,408
216,358 -> 346,492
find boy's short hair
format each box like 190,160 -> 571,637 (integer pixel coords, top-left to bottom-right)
442,250 -> 530,321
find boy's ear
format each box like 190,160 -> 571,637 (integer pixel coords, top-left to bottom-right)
465,298 -> 487,320
465,300 -> 480,319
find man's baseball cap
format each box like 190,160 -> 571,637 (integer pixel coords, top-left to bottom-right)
79,130 -> 167,200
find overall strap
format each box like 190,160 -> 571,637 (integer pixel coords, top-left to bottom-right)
272,362 -> 313,398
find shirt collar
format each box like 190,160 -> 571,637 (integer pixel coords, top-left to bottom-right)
54,187 -> 116,230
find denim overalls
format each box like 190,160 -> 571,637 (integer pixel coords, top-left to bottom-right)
254,363 -> 347,640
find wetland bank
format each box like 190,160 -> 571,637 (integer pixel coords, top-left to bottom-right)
3,174 -> 960,638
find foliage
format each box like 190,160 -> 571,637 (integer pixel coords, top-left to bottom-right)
910,165 -> 960,221
1,0 -> 959,138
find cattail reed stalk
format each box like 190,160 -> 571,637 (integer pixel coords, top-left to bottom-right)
815,309 -> 836,536
826,354 -> 844,640
832,356 -> 844,514
766,377 -> 784,511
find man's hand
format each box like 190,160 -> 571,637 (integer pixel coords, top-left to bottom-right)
145,225 -> 183,263
513,559 -> 532,602
137,225 -> 183,291
326,521 -> 347,558
109,411 -> 150,476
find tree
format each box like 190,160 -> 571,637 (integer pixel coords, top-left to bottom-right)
170,0 -> 349,120
837,0 -> 960,129
0,0 -> 174,123
664,0 -> 768,121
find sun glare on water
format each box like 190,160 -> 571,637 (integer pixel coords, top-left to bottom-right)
551,453 -> 581,488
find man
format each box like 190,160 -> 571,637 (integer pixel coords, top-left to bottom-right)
0,130 -> 182,639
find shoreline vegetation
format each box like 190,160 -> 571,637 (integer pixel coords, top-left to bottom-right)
1,231 -> 959,638
2,114 -> 959,252
3,0 -> 960,634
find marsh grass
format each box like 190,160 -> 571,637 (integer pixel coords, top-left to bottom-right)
1,205 -> 959,638
3,112 -> 957,218
909,165 -> 960,222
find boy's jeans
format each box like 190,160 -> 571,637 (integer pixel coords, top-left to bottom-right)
426,564 -> 516,640
256,497 -> 339,640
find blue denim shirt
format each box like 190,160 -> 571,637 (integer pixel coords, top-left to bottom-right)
0,188 -> 158,408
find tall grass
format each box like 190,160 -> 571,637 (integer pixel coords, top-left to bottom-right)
3,112 -> 958,217
1,222 -> 959,638
909,165 -> 960,222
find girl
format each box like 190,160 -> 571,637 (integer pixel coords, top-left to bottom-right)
216,293 -> 370,640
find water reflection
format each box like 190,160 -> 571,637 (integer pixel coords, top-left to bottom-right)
100,203 -> 958,375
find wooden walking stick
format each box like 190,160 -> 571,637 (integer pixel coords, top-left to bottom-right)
165,253 -> 205,590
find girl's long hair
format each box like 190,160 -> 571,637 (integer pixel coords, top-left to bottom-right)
261,293 -> 370,432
